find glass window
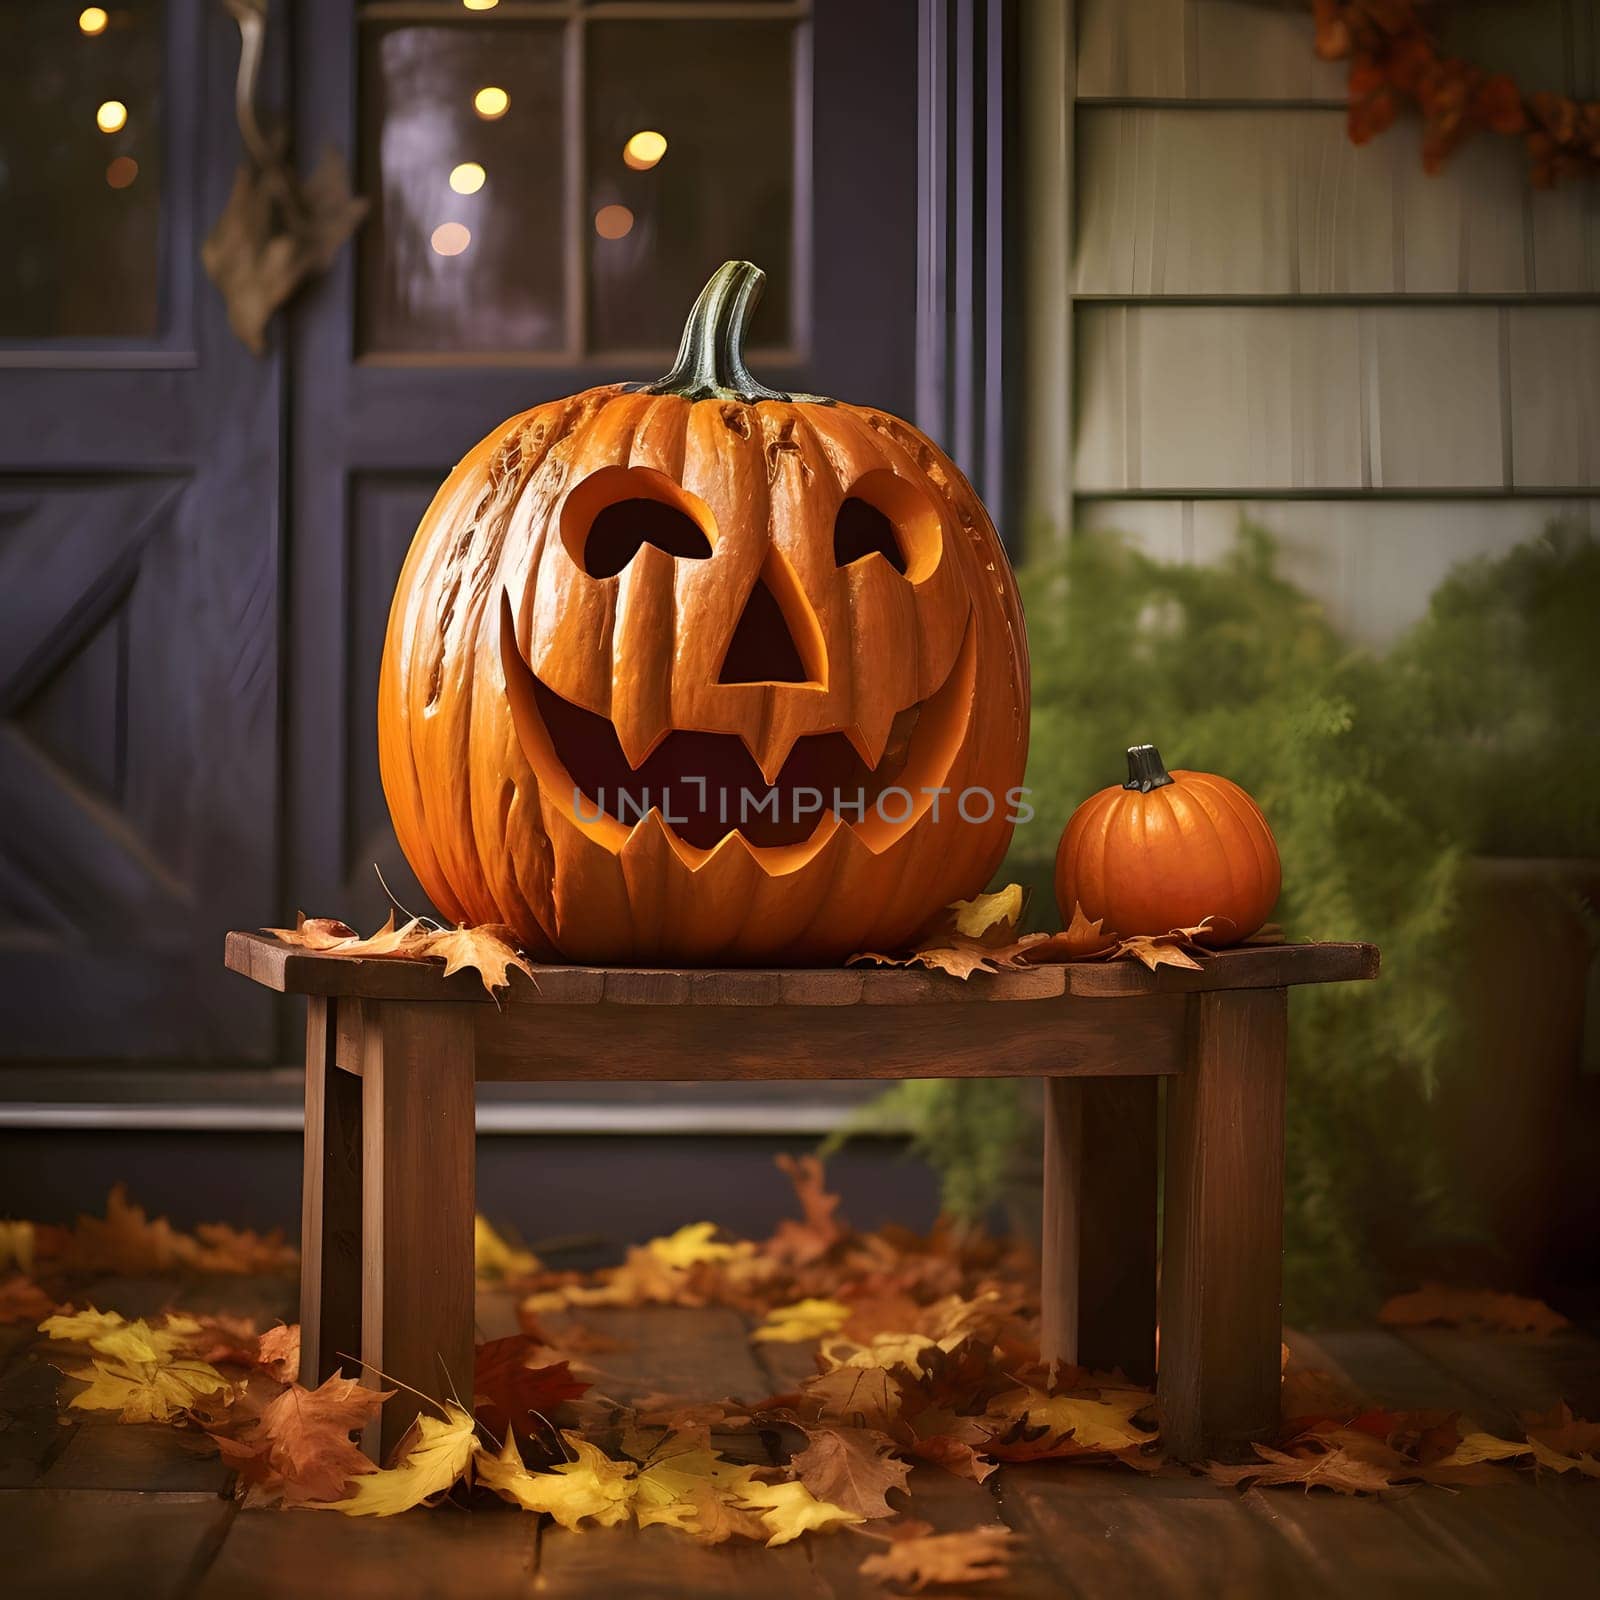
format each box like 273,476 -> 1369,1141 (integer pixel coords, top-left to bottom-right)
0,1 -> 164,339
359,21 -> 568,355
586,19 -> 795,354
356,3 -> 803,360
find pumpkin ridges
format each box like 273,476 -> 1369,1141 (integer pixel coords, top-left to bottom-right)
1203,769 -> 1282,909
387,426 -> 513,922
457,414 -> 580,927
379,265 -> 1029,964
1164,777 -> 1243,928
1053,754 -> 1280,945
831,402 -> 999,708
391,395 -> 585,932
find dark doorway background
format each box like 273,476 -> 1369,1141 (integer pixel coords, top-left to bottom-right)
0,0 -> 1015,1227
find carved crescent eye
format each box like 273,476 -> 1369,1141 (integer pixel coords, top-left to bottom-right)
561,466 -> 716,579
832,470 -> 942,583
833,498 -> 906,574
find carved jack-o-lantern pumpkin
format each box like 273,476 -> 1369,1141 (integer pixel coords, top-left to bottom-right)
378,261 -> 1029,964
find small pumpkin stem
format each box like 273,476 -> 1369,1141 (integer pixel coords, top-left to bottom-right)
1124,744 -> 1175,793
631,261 -> 832,406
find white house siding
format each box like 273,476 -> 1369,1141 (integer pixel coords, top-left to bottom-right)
1029,0 -> 1600,646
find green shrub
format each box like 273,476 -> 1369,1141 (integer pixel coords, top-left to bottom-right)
873,523 -> 1600,1321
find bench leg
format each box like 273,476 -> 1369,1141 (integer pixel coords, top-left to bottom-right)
1040,1077 -> 1157,1382
300,997 -> 363,1388
1159,988 -> 1287,1461
360,1000 -> 477,1459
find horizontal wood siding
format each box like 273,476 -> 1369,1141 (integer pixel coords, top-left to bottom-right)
1508,307 -> 1600,486
1076,0 -> 1346,102
1053,0 -> 1600,641
1076,0 -> 1597,103
1076,300 -> 1600,494
1075,111 -> 1600,296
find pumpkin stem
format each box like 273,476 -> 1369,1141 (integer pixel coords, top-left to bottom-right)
1124,744 -> 1176,793
630,261 -> 833,406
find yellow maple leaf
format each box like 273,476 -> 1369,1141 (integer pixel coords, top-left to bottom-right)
40,1306 -> 128,1343
321,1403 -> 479,1516
950,884 -> 1023,941
647,1222 -> 744,1270
95,1316 -> 204,1367
474,1215 -> 541,1281
822,1332 -> 938,1371
753,1298 -> 851,1344
993,1389 -> 1155,1451
67,1354 -> 231,1423
1433,1431 -> 1532,1467
1528,1437 -> 1600,1478
477,1430 -> 637,1529
0,1220 -> 35,1276
632,1442 -> 763,1540
729,1477 -> 862,1546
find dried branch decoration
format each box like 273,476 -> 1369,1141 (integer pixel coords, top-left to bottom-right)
1312,0 -> 1600,185
202,0 -> 368,353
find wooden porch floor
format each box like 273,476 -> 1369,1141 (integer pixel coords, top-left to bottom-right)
4,1273 -> 1598,1599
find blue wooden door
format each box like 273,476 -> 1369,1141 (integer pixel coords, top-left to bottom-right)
0,0 -> 284,1060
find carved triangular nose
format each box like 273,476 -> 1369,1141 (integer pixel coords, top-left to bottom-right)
718,574 -> 810,684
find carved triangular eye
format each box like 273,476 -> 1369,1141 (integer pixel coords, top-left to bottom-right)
833,497 -> 907,574
581,498 -> 713,579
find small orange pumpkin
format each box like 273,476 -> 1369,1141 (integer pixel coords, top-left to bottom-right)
1054,744 -> 1280,945
379,260 -> 1029,964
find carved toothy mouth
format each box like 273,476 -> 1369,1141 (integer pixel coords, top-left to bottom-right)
500,597 -> 977,861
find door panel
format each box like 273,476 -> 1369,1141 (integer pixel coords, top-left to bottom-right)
289,0 -> 920,931
0,0 -> 282,1061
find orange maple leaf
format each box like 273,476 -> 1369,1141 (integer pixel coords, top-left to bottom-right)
210,1373 -> 390,1508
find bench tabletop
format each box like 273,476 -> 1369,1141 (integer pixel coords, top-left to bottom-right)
225,930 -> 1379,1007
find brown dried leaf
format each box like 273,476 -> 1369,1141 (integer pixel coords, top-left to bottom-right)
858,1525 -> 1014,1592
181,1312 -> 262,1368
263,913 -> 361,951
1280,1363 -> 1362,1425
0,1275 -> 57,1325
189,1221 -> 299,1276
265,913 -> 536,999
256,1323 -> 301,1381
804,1366 -> 901,1432
768,1155 -> 848,1264
1207,1441 -> 1396,1495
62,1184 -> 196,1274
1378,1284 -> 1570,1336
419,923 -> 537,998
849,939 -> 1020,981
1528,1436 -> 1600,1478
1521,1402 -> 1600,1460
1114,935 -> 1205,973
1017,902 -> 1118,963
788,1425 -> 911,1520
473,1334 -> 591,1442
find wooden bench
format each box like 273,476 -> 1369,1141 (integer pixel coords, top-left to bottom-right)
224,932 -> 1378,1460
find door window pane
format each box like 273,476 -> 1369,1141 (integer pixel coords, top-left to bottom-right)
585,19 -> 796,354
0,1 -> 163,339
359,22 -> 567,355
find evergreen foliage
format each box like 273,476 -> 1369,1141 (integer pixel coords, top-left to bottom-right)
874,524 -> 1600,1320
